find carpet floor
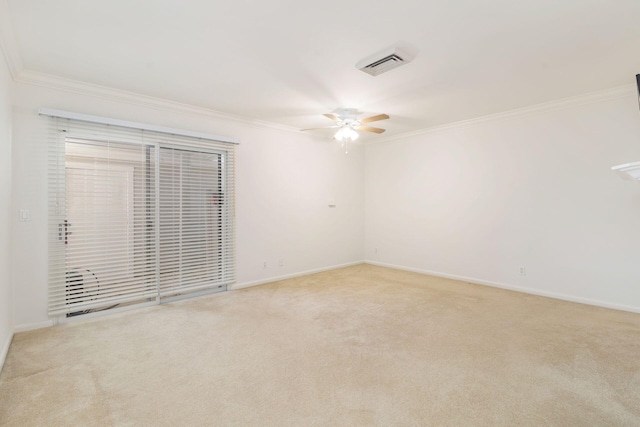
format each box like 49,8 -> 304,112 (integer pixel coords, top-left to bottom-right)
1,264 -> 640,426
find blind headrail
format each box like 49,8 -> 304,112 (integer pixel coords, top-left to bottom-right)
39,108 -> 240,145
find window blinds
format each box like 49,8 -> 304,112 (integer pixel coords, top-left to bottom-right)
47,115 -> 236,316
157,146 -> 232,297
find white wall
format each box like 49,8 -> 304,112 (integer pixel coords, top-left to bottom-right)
0,51 -> 13,364
365,91 -> 640,312
11,78 -> 640,331
11,82 -> 364,329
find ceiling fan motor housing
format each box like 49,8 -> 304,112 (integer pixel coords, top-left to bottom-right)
333,108 -> 359,121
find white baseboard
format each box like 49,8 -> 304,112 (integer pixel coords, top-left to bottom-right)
13,319 -> 55,334
0,330 -> 13,373
365,260 -> 640,315
232,261 -> 364,291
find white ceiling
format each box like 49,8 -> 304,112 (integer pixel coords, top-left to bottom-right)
4,0 -> 640,138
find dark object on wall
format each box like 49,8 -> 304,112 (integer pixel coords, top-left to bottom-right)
636,74 -> 640,109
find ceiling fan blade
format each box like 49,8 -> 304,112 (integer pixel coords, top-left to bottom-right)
359,125 -> 386,134
323,113 -> 340,122
360,114 -> 389,124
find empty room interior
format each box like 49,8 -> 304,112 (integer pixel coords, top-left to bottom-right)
1,0 -> 640,425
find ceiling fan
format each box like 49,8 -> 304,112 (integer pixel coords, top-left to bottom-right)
301,108 -> 390,150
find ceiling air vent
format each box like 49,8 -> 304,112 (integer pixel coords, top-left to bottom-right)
356,46 -> 415,77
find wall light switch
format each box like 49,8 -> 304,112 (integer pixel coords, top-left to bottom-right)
19,209 -> 30,222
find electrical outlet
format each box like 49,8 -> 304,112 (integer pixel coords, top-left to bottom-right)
519,266 -> 526,276
263,262 -> 267,269
279,259 -> 284,267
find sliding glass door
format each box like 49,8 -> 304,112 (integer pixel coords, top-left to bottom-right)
48,119 -> 235,317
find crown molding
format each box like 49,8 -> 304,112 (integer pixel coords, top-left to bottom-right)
12,68 -> 635,143
14,69 -> 301,134
375,84 -> 636,144
0,0 -> 24,78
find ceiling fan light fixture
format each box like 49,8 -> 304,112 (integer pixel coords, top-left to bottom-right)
335,126 -> 358,142
302,109 -> 388,153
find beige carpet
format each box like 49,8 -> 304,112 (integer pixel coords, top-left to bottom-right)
1,264 -> 640,426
